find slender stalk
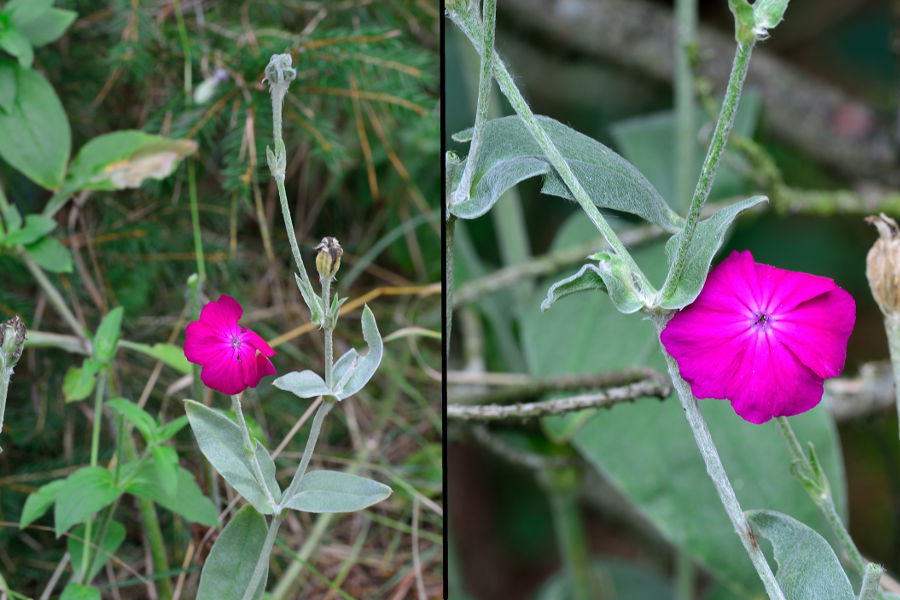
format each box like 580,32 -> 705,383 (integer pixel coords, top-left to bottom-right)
445,214 -> 456,358
242,513 -> 286,600
171,0 -> 193,100
21,253 -> 89,350
447,6 -> 654,297
661,39 -> 754,299
650,313 -> 785,600
322,278 -> 334,388
675,0 -> 697,212
232,394 -> 277,510
187,160 -> 206,282
859,563 -> 884,600
81,369 -> 107,581
281,400 -> 335,503
449,0 -> 496,208
775,417 -> 871,581
885,316 -> 900,439
0,365 -> 9,441
545,474 -> 592,600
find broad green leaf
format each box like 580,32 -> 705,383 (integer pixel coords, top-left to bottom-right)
19,479 -> 63,528
106,397 -> 155,443
5,0 -> 53,26
0,27 -> 32,68
24,236 -> 72,272
197,504 -> 268,600
60,584 -> 100,600
62,358 -> 103,403
68,520 -> 126,582
184,400 -> 277,514
334,305 -> 383,400
283,470 -> 391,513
0,63 -> 69,189
119,340 -> 191,375
151,445 -> 179,498
273,370 -> 331,399
2,214 -> 56,246
56,131 -> 197,200
0,59 -> 14,111
92,307 -> 124,364
542,253 -> 644,315
661,196 -> 768,309
2,201 -> 21,231
450,115 -> 682,232
16,8 -> 76,47
747,510 -> 853,600
331,348 -> 359,390
121,460 -> 218,526
521,213 -> 847,594
155,415 -> 189,443
610,92 -> 762,213
54,467 -> 121,537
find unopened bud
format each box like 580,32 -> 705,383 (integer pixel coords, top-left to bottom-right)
315,236 -> 343,281
0,316 -> 26,369
866,213 -> 900,316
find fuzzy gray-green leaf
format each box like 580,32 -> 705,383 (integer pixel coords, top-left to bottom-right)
197,504 -> 268,600
450,115 -> 682,232
283,470 -> 391,513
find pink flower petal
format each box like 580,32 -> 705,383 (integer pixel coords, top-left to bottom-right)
184,321 -> 228,364
198,294 -> 243,332
200,355 -> 245,396
243,329 -> 276,357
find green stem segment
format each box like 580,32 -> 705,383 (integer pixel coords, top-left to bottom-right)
445,214 -> 456,358
859,563 -> 885,600
242,513 -> 286,600
81,369 -> 108,582
322,277 -> 334,388
187,159 -> 206,282
885,316 -> 900,441
447,6 -> 653,298
662,39 -> 754,300
21,253 -> 89,350
450,0 -> 496,208
651,313 -> 785,600
232,395 -> 277,510
545,470 -> 592,600
674,0 -> 697,212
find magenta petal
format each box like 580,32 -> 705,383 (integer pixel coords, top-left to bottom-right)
184,321 -> 227,364
255,354 -> 276,379
199,294 -> 243,331
200,356 -> 245,396
243,329 -> 276,357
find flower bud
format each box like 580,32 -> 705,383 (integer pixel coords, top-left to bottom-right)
315,236 -> 343,281
0,316 -> 25,369
865,213 -> 900,317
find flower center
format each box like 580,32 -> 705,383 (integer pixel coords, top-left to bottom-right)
753,312 -> 769,329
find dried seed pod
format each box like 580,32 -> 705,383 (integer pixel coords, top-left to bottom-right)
0,316 -> 25,369
866,214 -> 900,317
315,236 -> 343,281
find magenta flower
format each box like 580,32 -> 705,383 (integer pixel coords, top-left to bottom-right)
661,250 -> 855,424
184,295 -> 276,396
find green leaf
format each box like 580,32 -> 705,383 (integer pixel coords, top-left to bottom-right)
151,445 -> 179,498
0,59 -> 14,111
5,0 -> 54,27
92,307 -> 124,364
122,461 -> 218,526
19,478 -> 63,528
534,558 -> 675,600
68,520 -> 126,582
62,358 -> 103,403
24,235 -> 72,272
541,254 -> 644,314
16,8 -> 76,47
333,305 -> 383,400
154,415 -> 188,443
184,400 -> 277,514
119,340 -> 191,375
747,510 -> 853,600
0,63 -> 69,189
283,470 -> 391,513
521,213 -> 847,594
1,201 -> 21,231
60,583 -> 100,600
54,467 -> 121,537
0,27 -> 32,68
610,92 -> 762,213
273,370 -> 331,399
57,131 -> 197,199
197,504 -> 268,600
752,0 -> 789,33
294,273 -> 325,327
661,196 -> 767,309
450,115 -> 682,232
2,214 -> 56,246
255,439 -> 281,504
106,398 -> 155,443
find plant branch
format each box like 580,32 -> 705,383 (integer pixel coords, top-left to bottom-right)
232,394 -> 277,511
21,253 -> 89,351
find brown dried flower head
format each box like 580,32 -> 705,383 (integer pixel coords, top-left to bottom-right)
865,213 -> 900,317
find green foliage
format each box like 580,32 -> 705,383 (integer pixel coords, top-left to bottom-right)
119,460 -> 218,526
68,520 -> 126,582
450,115 -> 682,231
283,470 -> 392,513
542,253 -> 644,314
197,505 -> 268,600
53,466 -> 121,537
59,583 -> 100,600
91,306 -> 123,364
747,510 -> 854,599
18,479 -> 63,528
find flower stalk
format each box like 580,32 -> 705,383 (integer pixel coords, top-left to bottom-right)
232,394 -> 278,511
0,316 -> 25,452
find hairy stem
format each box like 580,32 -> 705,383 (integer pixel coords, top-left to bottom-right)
322,277 -> 334,388
242,513 -> 286,600
450,0 -> 496,208
546,475 -> 592,600
675,0 -> 697,212
281,400 -> 334,504
661,39 -> 753,300
885,316 -> 900,443
445,214 -> 456,357
187,159 -> 206,282
859,563 -> 885,600
650,313 -> 785,600
232,394 -> 277,511
21,253 -> 89,351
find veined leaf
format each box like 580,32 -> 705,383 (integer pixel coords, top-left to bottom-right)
197,505 -> 268,600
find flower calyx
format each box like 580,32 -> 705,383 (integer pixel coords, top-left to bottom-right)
315,236 -> 343,282
865,213 -> 900,318
0,315 -> 25,369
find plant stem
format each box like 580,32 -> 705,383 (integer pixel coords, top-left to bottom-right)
171,0 -> 192,100
232,395 -> 277,511
445,214 -> 456,358
885,316 -> 900,442
322,277 -> 334,388
675,0 -> 697,212
21,253 -> 89,351
187,159 -> 206,282
545,472 -> 592,600
447,6 -> 654,298
650,313 -> 785,600
242,513 -> 285,600
81,369 -> 107,581
775,417 -> 872,582
449,0 -> 496,208
859,563 -> 885,600
281,400 -> 335,504
661,39 -> 754,300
